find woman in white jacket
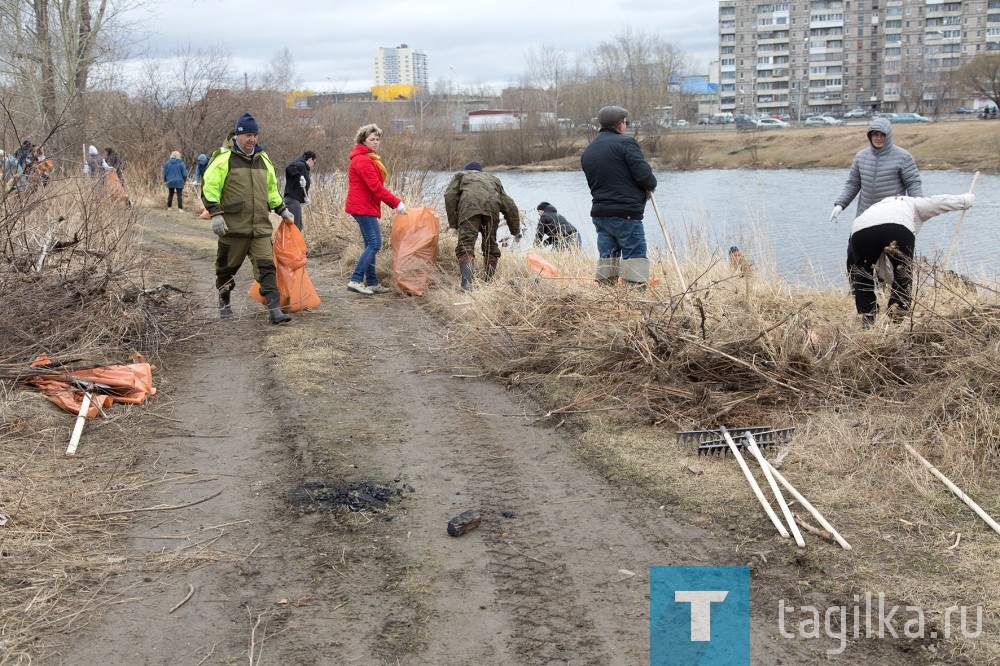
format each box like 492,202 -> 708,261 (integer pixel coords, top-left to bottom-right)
848,193 -> 975,326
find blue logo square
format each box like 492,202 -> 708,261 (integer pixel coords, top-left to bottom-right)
650,566 -> 750,665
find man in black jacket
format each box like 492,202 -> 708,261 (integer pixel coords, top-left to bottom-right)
283,151 -> 316,231
580,105 -> 657,286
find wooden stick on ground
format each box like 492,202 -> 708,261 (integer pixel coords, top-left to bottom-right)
745,433 -> 804,547
763,458 -> 853,550
66,391 -> 93,456
904,444 -> 1000,536
719,427 -> 789,539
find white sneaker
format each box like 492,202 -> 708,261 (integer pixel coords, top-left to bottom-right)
347,281 -> 373,295
367,283 -> 392,294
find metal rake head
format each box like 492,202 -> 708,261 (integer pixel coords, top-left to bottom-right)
676,426 -> 796,456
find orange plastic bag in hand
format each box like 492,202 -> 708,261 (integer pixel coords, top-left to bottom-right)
249,222 -> 321,312
390,206 -> 440,296
104,171 -> 129,201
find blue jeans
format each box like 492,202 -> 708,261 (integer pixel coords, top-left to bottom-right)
593,217 -> 646,259
350,215 -> 382,285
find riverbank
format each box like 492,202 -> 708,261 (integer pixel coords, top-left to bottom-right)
520,118 -> 997,173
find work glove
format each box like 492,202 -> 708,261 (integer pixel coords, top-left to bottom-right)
963,193 -> 976,209
395,202 -> 407,215
299,176 -> 306,189
211,215 -> 228,237
303,196 -> 310,206
829,205 -> 843,224
280,209 -> 295,224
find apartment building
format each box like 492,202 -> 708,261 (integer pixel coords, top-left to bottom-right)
371,44 -> 429,99
718,0 -> 999,118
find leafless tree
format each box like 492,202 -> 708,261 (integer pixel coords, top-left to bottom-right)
0,0 -> 137,157
585,28 -> 690,131
958,53 -> 1000,110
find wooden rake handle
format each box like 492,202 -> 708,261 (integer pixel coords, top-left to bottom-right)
941,171 -> 980,268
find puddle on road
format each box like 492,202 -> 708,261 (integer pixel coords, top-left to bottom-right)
288,481 -> 399,513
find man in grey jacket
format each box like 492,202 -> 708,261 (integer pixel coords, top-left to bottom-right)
831,117 -> 923,221
831,116 -> 923,288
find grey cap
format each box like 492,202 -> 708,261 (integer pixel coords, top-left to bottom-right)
597,106 -> 628,127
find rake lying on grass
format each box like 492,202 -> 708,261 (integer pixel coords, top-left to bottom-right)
678,426 -> 850,550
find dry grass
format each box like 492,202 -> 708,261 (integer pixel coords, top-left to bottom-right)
414,235 -> 1000,661
0,179 -> 200,664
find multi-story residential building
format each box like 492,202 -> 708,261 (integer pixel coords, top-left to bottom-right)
718,0 -> 998,118
371,44 -> 429,100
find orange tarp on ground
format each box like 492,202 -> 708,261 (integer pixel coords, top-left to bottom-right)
24,361 -> 157,419
249,222 -> 321,312
390,206 -> 440,296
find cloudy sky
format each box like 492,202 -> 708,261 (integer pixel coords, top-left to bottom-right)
134,0 -> 720,92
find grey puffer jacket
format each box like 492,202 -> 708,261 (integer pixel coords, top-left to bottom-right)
834,117 -> 922,216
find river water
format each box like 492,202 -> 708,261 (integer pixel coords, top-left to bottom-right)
428,169 -> 998,287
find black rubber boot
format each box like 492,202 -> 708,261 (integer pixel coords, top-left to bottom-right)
459,255 -> 475,291
266,291 -> 291,324
218,290 -> 233,319
460,263 -> 474,291
484,258 -> 498,282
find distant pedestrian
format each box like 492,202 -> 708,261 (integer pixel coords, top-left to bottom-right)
534,202 -> 581,251
101,146 -> 132,206
163,151 -> 188,211
192,153 -> 209,186
580,105 -> 657,287
848,193 -> 974,327
102,147 -> 126,185
85,145 -> 101,179
283,150 -> 316,231
444,161 -> 521,291
344,124 -> 405,295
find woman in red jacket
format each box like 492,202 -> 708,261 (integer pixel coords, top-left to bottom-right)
344,124 -> 406,295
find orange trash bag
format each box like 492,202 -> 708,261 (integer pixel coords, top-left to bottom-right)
249,222 -> 321,312
390,206 -> 440,296
104,170 -> 129,201
525,250 -> 563,278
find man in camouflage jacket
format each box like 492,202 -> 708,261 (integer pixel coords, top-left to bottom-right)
444,161 -> 521,291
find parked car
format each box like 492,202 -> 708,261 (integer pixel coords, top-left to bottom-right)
804,115 -> 846,126
843,108 -> 868,118
954,107 -> 976,114
675,119 -> 689,127
754,117 -> 790,128
697,116 -> 710,126
890,113 -> 932,123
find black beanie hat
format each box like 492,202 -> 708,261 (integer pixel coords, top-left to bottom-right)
537,201 -> 552,211
464,161 -> 483,171
235,113 -> 260,135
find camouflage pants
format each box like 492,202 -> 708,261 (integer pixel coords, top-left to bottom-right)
455,213 -> 501,261
215,235 -> 277,296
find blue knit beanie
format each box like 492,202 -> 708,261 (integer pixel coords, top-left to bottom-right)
464,161 -> 483,171
235,113 -> 259,135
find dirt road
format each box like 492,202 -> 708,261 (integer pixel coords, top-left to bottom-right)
58,208 -> 912,665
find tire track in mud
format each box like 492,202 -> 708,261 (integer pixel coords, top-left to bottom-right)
346,298 -> 715,665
